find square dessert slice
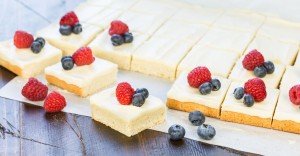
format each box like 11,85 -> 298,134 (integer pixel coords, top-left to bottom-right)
273,66 -> 300,133
177,46 -> 239,78
167,71 -> 231,118
86,8 -> 123,29
196,28 -> 254,56
86,0 -> 138,10
88,30 -> 149,70
45,56 -> 118,97
221,81 -> 280,128
36,22 -> 102,55
131,37 -> 193,80
151,20 -> 209,45
90,87 -> 166,137
0,39 -> 62,78
74,3 -> 105,22
246,36 -> 299,66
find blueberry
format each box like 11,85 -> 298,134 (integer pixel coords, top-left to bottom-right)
123,32 -> 134,43
111,34 -> 124,46
30,41 -> 42,54
210,79 -> 221,91
188,111 -> 205,126
35,37 -> 45,48
168,124 -> 185,141
254,66 -> 267,78
135,88 -> 149,99
132,93 -> 146,107
72,22 -> 82,34
243,94 -> 254,107
263,61 -> 275,74
199,82 -> 212,95
197,124 -> 216,140
233,87 -> 245,100
61,56 -> 74,70
59,25 -> 72,36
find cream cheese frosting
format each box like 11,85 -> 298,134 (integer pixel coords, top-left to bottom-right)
279,66 -> 300,92
221,82 -> 280,118
74,3 -> 105,22
86,8 -> 122,29
167,72 -> 231,109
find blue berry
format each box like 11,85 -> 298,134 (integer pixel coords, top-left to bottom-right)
61,56 -> 74,70
168,124 -> 185,141
30,41 -> 42,54
199,82 -> 212,95
233,87 -> 245,100
35,37 -> 45,48
243,94 -> 254,107
135,88 -> 149,99
263,61 -> 275,74
197,124 -> 216,140
72,22 -> 82,34
111,34 -> 124,46
59,25 -> 72,36
254,66 -> 267,78
188,111 -> 205,126
132,93 -> 145,107
123,32 -> 134,43
210,79 -> 221,91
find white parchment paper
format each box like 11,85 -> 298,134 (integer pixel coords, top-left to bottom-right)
0,71 -> 299,156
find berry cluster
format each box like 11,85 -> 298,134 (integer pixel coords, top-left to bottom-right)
61,47 -> 95,70
109,20 -> 133,46
233,78 -> 267,107
187,66 -> 221,95
115,82 -> 149,107
242,49 -> 275,78
14,30 -> 46,54
59,11 -> 82,36
289,85 -> 300,105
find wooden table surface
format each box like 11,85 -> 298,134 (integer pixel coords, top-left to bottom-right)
0,0 -> 258,155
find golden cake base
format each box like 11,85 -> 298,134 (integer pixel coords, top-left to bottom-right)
272,119 -> 300,134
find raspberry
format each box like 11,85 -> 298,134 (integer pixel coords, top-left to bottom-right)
289,85 -> 300,105
242,49 -> 265,71
116,82 -> 135,105
72,47 -> 95,66
21,77 -> 48,101
59,11 -> 79,27
187,66 -> 212,88
44,91 -> 67,113
244,78 -> 267,102
14,30 -> 34,48
109,20 -> 129,36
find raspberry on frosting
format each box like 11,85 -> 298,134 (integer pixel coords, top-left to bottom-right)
244,78 -> 267,102
242,49 -> 265,71
289,85 -> 300,105
109,20 -> 129,36
187,66 -> 212,88
14,30 -> 34,49
116,82 -> 135,105
72,47 -> 95,66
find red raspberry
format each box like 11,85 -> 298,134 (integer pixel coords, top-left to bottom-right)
244,78 -> 267,102
116,82 -> 135,105
187,66 -> 212,88
289,85 -> 300,105
14,30 -> 34,48
59,11 -> 79,27
242,49 -> 265,71
21,77 -> 48,101
44,91 -> 67,113
109,20 -> 129,36
72,47 -> 95,66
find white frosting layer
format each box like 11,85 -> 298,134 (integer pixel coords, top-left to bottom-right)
86,8 -> 122,29
74,3 -> 105,22
177,46 -> 239,78
36,23 -> 102,55
45,58 -> 118,87
246,36 -> 299,65
221,82 -> 280,118
86,0 -> 137,10
167,72 -> 231,109
197,27 -> 254,55
229,58 -> 285,88
152,20 -> 209,45
280,66 -> 300,92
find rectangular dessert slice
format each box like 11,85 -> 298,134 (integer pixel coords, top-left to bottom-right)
88,30 -> 149,70
45,58 -> 118,97
86,8 -> 123,29
220,82 -> 280,128
131,37 -> 193,80
167,71 -> 231,118
177,46 -> 239,78
0,40 -> 62,78
90,87 -> 166,137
